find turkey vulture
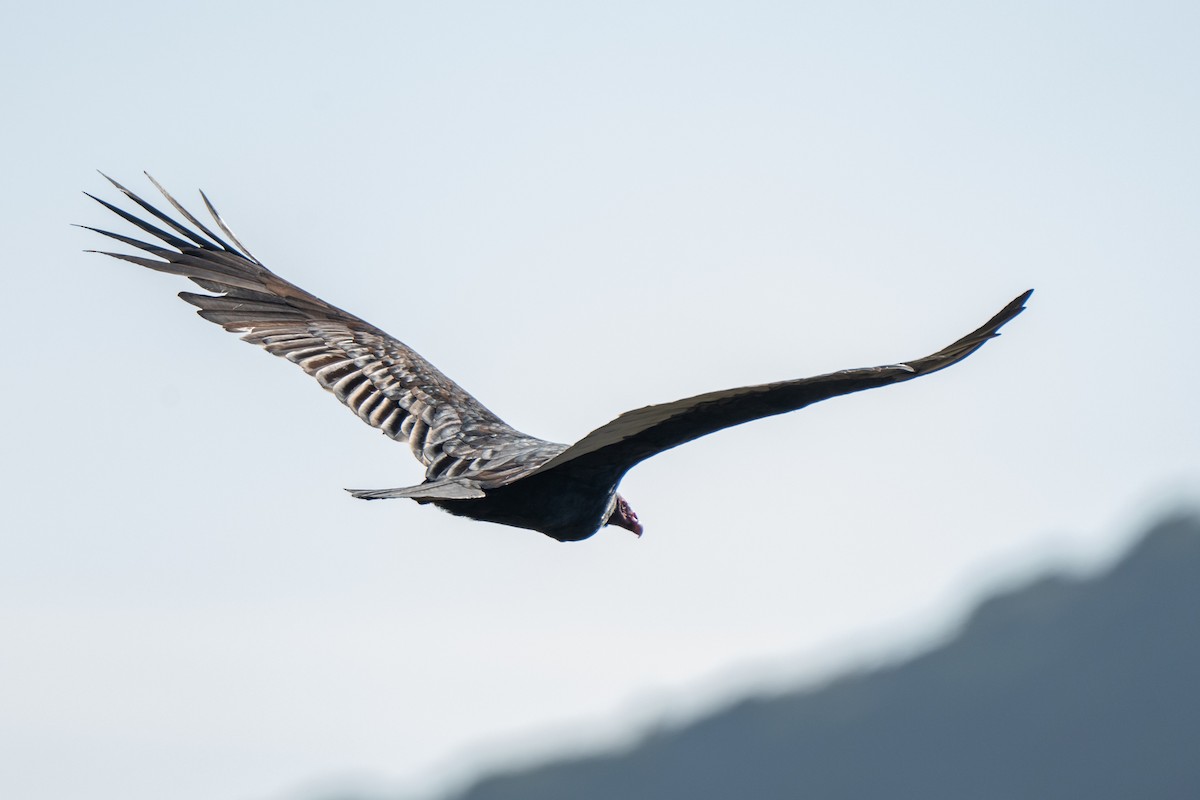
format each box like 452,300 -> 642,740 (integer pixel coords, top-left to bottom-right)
84,174 -> 1031,542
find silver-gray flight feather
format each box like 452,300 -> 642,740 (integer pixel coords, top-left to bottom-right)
84,174 -> 1031,542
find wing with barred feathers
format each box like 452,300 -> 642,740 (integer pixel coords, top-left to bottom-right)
84,173 -> 552,484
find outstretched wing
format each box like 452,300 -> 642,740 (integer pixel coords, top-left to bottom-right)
525,289 -> 1032,483
84,173 -> 548,482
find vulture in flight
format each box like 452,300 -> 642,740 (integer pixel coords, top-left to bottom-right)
84,174 -> 1031,542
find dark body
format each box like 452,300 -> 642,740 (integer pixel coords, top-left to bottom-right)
85,174 -> 1030,541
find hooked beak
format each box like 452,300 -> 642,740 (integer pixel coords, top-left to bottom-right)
608,494 -> 643,537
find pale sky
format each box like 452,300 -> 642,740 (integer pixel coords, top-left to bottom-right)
3,2 -> 1199,799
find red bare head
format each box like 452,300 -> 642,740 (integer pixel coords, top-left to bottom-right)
606,493 -> 643,537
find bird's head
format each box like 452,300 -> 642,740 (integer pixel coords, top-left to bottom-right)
606,493 -> 643,537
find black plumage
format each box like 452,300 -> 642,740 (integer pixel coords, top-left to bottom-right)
85,174 -> 1030,542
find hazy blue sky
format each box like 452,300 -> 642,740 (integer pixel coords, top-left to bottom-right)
3,2 -> 1198,799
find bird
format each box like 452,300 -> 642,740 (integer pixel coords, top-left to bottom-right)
83,174 -> 1031,542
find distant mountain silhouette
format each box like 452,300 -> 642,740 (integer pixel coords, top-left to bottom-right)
443,513 -> 1200,800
